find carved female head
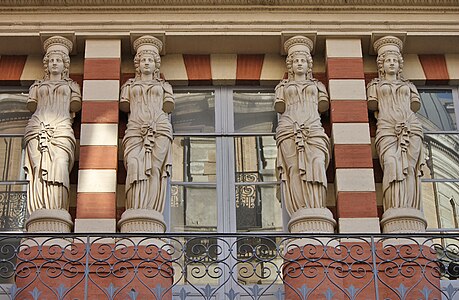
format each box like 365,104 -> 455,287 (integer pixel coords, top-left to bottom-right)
377,50 -> 404,80
286,51 -> 313,80
43,50 -> 70,80
134,50 -> 161,80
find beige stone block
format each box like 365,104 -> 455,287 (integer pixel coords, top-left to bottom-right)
376,183 -> 383,206
329,79 -> 366,100
116,184 -> 125,208
121,55 -> 135,73
80,124 -> 118,146
326,183 -> 336,207
74,218 -> 116,233
161,54 -> 188,85
326,39 -> 362,58
371,137 -> 378,159
332,123 -> 371,145
77,169 -> 117,193
403,54 -> 426,85
335,168 -> 375,192
85,40 -> 121,58
363,54 -> 377,73
259,54 -> 285,84
338,217 -> 380,233
82,80 -> 119,101
70,55 -> 84,74
210,54 -> 237,85
446,54 -> 459,85
20,55 -> 43,81
312,54 -> 326,73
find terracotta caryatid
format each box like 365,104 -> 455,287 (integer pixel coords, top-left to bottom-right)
118,35 -> 173,233
24,36 -> 80,232
275,36 -> 334,233
368,36 -> 426,232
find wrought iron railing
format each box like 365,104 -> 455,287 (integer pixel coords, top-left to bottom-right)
0,233 -> 458,299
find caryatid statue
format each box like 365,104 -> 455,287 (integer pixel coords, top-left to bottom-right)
24,36 -> 80,233
368,36 -> 427,232
275,36 -> 335,233
118,35 -> 174,233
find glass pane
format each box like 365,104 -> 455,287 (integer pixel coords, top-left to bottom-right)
424,133 -> 459,179
423,181 -> 459,229
172,92 -> 215,133
170,185 -> 217,232
233,91 -> 277,133
0,93 -> 31,134
235,184 -> 282,232
234,136 -> 277,182
0,136 -> 24,181
0,183 -> 27,231
418,89 -> 456,131
172,137 -> 216,182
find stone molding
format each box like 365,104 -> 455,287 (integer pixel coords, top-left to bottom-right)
380,207 -> 428,233
288,208 -> 336,233
3,0 -> 459,6
25,209 -> 73,233
118,209 -> 166,233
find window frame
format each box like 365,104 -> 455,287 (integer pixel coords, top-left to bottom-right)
165,86 -> 283,234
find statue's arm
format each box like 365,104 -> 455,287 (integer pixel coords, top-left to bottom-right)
317,81 -> 330,113
27,81 -> 39,112
274,81 -> 286,113
69,81 -> 82,113
367,79 -> 379,111
409,82 -> 421,112
162,81 -> 175,113
119,80 -> 131,113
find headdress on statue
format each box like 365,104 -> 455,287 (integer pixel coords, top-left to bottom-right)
43,36 -> 73,55
373,36 -> 403,55
133,35 -> 163,55
284,35 -> 313,55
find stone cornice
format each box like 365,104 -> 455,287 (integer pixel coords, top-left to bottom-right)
2,0 -> 459,9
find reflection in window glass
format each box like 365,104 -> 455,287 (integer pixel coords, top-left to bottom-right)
233,92 -> 277,133
234,136 -> 281,232
169,185 -> 217,232
423,181 -> 459,229
171,137 -> 216,182
172,92 -> 215,133
418,89 -> 455,131
424,133 -> 459,180
234,136 -> 277,182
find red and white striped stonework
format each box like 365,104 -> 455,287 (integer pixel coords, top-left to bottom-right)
74,40 -> 121,233
1,49 -> 457,232
326,39 -> 380,233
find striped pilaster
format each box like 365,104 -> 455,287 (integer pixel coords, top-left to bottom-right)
75,39 -> 121,233
326,39 -> 379,233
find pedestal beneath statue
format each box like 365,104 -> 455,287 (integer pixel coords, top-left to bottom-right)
118,209 -> 166,233
25,209 -> 73,233
381,207 -> 427,233
288,207 -> 336,233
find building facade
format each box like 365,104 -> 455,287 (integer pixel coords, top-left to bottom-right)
0,0 -> 459,299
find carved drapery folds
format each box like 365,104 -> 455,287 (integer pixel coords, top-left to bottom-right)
118,35 -> 174,233
24,36 -> 80,233
275,35 -> 335,233
368,36 -> 427,233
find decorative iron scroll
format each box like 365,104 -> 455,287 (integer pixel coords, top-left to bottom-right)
0,233 -> 458,299
0,190 -> 27,231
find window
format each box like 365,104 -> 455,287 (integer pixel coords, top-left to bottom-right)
418,87 -> 459,229
0,90 -> 30,232
168,87 -> 282,233
167,87 -> 284,293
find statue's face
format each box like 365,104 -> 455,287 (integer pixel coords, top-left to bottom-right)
139,53 -> 155,76
292,53 -> 308,77
48,53 -> 65,76
383,53 -> 400,76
